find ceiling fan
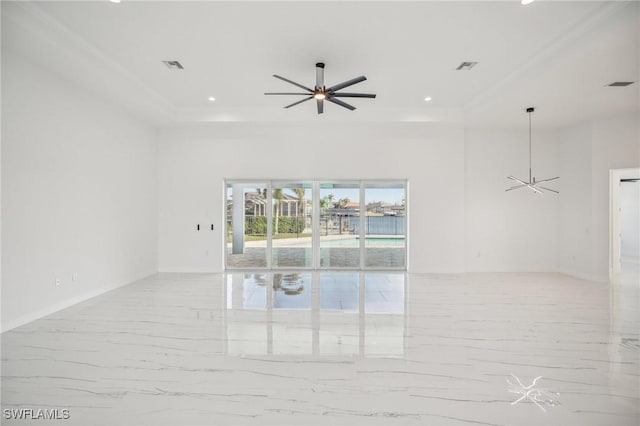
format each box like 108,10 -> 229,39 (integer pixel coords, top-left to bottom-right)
506,107 -> 559,194
264,62 -> 376,114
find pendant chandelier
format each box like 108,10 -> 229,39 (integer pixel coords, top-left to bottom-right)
506,107 -> 559,194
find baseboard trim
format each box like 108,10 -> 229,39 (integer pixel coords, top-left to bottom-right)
555,268 -> 609,283
1,269 -> 158,333
158,267 -> 221,273
464,267 -> 557,273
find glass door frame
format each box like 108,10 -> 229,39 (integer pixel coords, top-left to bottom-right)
362,180 -> 408,271
271,180 -> 314,269
224,180 -> 274,270
317,180 -> 362,270
224,179 -> 408,271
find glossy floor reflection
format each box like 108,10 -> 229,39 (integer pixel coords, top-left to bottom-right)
225,273 -> 405,357
1,272 -> 639,425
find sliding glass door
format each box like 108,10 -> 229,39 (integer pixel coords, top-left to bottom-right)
364,182 -> 406,268
226,182 -> 270,268
319,182 -> 361,268
271,182 -> 313,268
225,180 -> 407,270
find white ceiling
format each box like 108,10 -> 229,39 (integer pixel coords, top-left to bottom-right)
3,1 -> 639,128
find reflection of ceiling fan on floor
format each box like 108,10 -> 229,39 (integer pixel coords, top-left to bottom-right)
265,62 -> 376,114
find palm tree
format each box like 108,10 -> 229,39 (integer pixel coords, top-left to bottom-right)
327,194 -> 335,208
273,188 -> 283,235
292,188 -> 306,216
292,188 -> 306,237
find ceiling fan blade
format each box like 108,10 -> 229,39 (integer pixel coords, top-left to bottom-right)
316,62 -> 324,89
265,92 -> 313,95
273,75 -> 313,92
332,93 -> 377,98
317,99 -> 324,114
327,76 -> 366,93
537,186 -> 559,194
327,97 -> 356,111
534,176 -> 560,184
284,96 -> 313,109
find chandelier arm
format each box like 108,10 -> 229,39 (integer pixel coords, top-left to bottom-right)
537,186 -> 559,194
506,184 -> 527,191
508,176 -> 529,186
534,176 -> 560,184
528,185 -> 543,194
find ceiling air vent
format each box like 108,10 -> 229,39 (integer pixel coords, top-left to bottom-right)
456,61 -> 478,71
162,60 -> 184,70
607,81 -> 634,87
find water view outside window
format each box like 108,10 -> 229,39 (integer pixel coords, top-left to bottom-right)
364,183 -> 406,268
225,180 -> 407,270
319,182 -> 360,268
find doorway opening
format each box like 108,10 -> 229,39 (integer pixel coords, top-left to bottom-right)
225,180 -> 407,270
610,168 -> 640,286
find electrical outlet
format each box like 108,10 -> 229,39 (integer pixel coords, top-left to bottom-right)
55,278 -> 61,287
72,273 -> 78,282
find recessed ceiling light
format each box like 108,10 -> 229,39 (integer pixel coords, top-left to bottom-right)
521,0 -> 535,5
424,96 -> 432,102
208,96 -> 216,102
109,0 -> 121,3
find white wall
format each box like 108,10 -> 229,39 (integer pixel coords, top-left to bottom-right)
158,115 -> 638,280
157,123 -> 466,274
558,113 -> 640,282
557,122 -> 594,279
464,128 -> 559,271
1,49 -> 158,331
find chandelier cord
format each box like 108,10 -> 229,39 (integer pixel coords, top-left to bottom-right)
529,110 -> 532,183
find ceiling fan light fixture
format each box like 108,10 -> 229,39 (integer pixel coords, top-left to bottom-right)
314,93 -> 326,100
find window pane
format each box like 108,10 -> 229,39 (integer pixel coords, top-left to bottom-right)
271,183 -> 312,268
226,183 -> 268,268
364,183 -> 406,268
319,183 -> 360,268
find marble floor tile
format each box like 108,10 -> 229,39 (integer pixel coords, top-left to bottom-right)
1,272 -> 638,425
